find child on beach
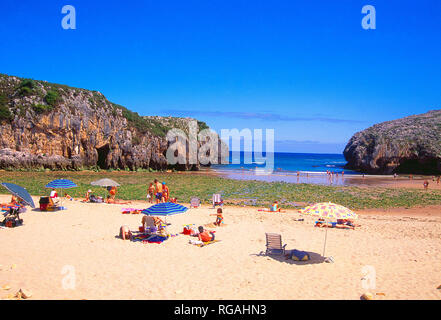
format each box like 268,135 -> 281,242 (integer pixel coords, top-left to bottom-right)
270,201 -> 284,212
210,208 -> 224,226
147,183 -> 155,203
423,180 -> 429,190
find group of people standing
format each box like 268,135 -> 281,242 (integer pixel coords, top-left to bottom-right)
147,179 -> 171,204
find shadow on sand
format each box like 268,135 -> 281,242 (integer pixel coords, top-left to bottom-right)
251,249 -> 325,265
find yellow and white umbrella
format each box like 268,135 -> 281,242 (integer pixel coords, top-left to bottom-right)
299,202 -> 357,257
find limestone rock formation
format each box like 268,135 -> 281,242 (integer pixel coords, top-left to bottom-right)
343,110 -> 441,174
0,73 -> 226,171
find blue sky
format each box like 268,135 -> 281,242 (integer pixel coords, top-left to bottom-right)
0,0 -> 440,153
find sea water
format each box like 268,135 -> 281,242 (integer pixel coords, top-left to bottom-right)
211,152 -> 360,185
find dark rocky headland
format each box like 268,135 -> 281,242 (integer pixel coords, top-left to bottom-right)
344,110 -> 441,174
0,73 -> 224,171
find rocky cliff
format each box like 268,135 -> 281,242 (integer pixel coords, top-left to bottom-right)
343,110 -> 441,174
0,73 -> 224,171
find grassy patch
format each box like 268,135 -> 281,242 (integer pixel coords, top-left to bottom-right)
0,171 -> 440,210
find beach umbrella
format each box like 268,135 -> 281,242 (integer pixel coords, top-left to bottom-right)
91,178 -> 120,199
45,179 -> 77,189
142,203 -> 188,223
299,202 -> 358,257
1,182 -> 35,208
45,179 -> 77,206
90,178 -> 120,187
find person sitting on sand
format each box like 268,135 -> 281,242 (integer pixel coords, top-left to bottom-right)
210,208 -> 224,226
108,186 -> 117,200
153,216 -> 166,229
270,201 -> 284,212
50,188 -> 60,205
119,225 -> 132,240
157,225 -> 169,238
197,226 -> 215,242
147,183 -> 155,204
83,189 -> 92,202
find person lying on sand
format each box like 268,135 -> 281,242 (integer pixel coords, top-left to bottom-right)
119,225 -> 132,240
197,226 -> 215,242
1,196 -> 25,210
106,196 -> 131,205
337,219 -> 360,228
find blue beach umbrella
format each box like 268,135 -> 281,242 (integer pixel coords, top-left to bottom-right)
1,182 -> 35,208
45,179 -> 77,206
45,179 -> 77,189
141,203 -> 188,217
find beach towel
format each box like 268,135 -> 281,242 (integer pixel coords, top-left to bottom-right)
121,208 -> 141,214
193,240 -> 220,247
144,235 -> 168,244
289,249 -> 310,261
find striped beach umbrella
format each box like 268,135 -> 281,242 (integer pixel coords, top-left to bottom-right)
45,179 -> 77,189
45,179 -> 77,206
299,202 -> 357,257
141,202 -> 188,217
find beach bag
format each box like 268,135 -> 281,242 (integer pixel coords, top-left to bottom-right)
183,226 -> 192,235
291,250 -> 310,261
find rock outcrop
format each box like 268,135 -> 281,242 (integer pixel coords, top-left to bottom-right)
343,110 -> 441,174
0,73 -> 226,171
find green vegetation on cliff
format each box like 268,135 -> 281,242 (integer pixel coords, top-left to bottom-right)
0,73 -> 209,137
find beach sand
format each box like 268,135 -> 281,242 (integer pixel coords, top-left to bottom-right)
1,195 -> 440,300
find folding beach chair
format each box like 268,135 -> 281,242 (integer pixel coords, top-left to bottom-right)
212,194 -> 224,208
265,233 -> 287,255
142,216 -> 157,234
0,207 -> 23,228
190,197 -> 201,208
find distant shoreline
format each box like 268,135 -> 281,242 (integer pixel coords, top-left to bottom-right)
202,167 -> 441,189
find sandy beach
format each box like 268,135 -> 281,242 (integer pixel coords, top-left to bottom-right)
1,194 -> 440,300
